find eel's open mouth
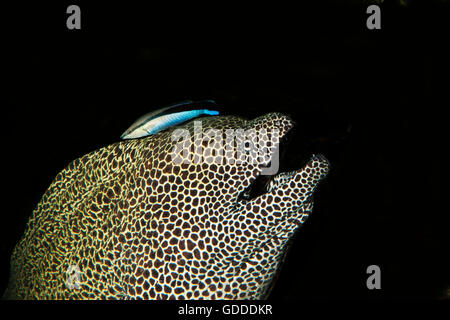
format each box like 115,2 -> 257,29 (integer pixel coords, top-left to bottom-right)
238,124 -> 329,202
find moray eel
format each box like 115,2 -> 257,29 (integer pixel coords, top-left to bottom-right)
5,112 -> 329,299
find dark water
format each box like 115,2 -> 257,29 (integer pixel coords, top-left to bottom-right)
2,1 -> 449,300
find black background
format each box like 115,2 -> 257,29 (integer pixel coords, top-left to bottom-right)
2,1 -> 449,302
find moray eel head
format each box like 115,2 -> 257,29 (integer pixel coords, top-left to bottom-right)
6,112 -> 329,300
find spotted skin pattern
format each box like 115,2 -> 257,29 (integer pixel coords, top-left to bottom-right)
5,113 -> 329,300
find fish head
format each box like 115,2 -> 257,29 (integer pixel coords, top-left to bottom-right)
124,112 -> 330,299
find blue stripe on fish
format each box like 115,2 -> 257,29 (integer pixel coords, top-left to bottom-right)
121,101 -> 220,139
142,109 -> 220,135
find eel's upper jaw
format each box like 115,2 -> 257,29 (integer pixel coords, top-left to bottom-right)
260,113 -> 329,195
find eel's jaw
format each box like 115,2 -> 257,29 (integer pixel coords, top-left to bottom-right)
238,152 -> 329,204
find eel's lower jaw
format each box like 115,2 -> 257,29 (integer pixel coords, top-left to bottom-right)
238,153 -> 328,202
265,153 -> 330,193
